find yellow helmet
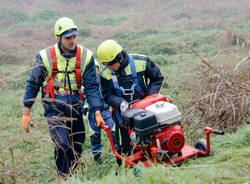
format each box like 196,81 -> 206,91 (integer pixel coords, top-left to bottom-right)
54,17 -> 78,39
97,39 -> 122,62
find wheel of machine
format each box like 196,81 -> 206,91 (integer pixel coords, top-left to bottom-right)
194,139 -> 214,156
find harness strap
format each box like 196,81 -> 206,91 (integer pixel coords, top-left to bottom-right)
111,55 -> 145,125
111,55 -> 144,97
47,45 -> 58,99
129,55 -> 145,97
45,45 -> 84,100
111,71 -> 122,97
75,46 -> 84,101
75,46 -> 82,89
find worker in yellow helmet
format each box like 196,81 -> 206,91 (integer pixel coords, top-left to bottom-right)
21,17 -> 105,183
97,39 -> 164,166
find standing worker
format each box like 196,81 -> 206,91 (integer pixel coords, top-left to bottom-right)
87,60 -> 116,164
21,17 -> 105,183
97,39 -> 164,166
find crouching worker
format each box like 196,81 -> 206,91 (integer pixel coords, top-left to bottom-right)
87,60 -> 116,163
21,17 -> 105,183
97,39 -> 164,166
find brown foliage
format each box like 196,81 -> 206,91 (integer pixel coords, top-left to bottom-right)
183,53 -> 249,133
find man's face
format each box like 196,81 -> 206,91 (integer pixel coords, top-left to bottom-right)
59,35 -> 77,51
107,62 -> 121,72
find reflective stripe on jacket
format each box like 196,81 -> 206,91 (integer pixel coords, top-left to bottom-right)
39,43 -> 92,92
100,52 -> 164,110
23,43 -> 103,111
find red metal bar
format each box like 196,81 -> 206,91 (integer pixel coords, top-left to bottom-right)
196,127 -> 214,156
100,125 -> 137,166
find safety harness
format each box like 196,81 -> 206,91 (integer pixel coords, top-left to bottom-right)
111,55 -> 145,125
44,45 -> 84,101
111,55 -> 145,98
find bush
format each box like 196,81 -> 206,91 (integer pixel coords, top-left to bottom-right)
151,54 -> 172,66
0,8 -> 28,24
151,41 -> 177,55
32,9 -> 61,21
78,27 -> 91,37
126,28 -> 159,40
182,55 -> 250,134
112,31 -> 128,39
85,15 -> 128,26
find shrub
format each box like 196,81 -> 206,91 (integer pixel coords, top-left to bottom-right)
151,41 -> 177,55
78,28 -> 91,37
0,8 -> 28,24
182,54 -> 250,134
32,9 -> 61,21
85,15 -> 128,26
150,54 -> 172,66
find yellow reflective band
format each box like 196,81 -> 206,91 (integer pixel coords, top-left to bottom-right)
119,128 -> 122,145
39,44 -> 92,92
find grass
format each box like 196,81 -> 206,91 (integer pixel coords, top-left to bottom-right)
67,124 -> 250,184
0,0 -> 249,183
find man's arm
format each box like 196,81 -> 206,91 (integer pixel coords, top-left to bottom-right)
145,57 -> 164,95
100,75 -> 125,110
23,53 -> 47,108
22,53 -> 47,132
82,56 -> 103,111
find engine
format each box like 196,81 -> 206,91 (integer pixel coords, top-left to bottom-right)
121,93 -> 185,154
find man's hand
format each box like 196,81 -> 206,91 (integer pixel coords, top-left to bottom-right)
22,108 -> 33,133
120,101 -> 129,114
95,111 -> 105,127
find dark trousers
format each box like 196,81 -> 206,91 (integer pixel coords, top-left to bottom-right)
112,112 -> 131,166
43,94 -> 85,175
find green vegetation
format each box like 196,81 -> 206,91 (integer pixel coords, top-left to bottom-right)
85,15 -> 129,26
32,9 -> 61,21
0,0 -> 249,183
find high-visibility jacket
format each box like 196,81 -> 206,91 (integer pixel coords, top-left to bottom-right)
100,51 -> 164,110
23,43 -> 102,111
39,43 -> 92,94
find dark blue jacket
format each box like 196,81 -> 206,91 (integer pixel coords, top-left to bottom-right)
88,74 -> 109,112
23,43 -> 102,111
100,51 -> 164,110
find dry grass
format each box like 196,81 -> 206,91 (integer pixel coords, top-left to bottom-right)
182,49 -> 250,134
0,0 -> 249,183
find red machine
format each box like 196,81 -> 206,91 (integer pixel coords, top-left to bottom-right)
101,93 -> 224,167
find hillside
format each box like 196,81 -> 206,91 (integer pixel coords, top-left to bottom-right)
0,0 -> 249,183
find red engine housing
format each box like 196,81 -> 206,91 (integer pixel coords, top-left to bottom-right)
131,93 -> 167,109
150,124 -> 185,153
130,93 -> 185,153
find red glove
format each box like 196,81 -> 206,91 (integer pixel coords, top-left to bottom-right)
95,111 -> 105,127
22,112 -> 33,133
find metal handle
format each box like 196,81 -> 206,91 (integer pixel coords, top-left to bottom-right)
213,130 -> 225,135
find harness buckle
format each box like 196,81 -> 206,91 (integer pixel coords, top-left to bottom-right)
122,89 -> 134,96
122,89 -> 134,102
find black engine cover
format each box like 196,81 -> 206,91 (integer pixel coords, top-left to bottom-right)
122,107 -> 145,129
134,111 -> 158,137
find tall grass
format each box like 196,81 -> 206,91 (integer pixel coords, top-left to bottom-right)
0,0 -> 249,183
